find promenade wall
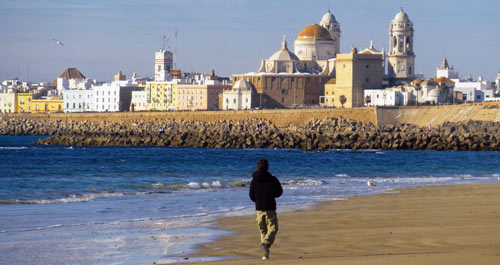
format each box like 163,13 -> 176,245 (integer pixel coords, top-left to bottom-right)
2,104 -> 499,128
1,108 -> 378,127
376,104 -> 500,127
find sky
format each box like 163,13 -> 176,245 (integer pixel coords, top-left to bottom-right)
1,0 -> 499,83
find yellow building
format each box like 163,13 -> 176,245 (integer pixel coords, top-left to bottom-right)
17,93 -> 63,113
145,81 -> 178,111
323,47 -> 384,108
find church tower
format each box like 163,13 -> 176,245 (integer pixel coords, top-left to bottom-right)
388,9 -> 415,81
154,49 -> 173,81
319,10 -> 341,57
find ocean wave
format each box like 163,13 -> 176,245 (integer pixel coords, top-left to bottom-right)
282,178 -> 327,186
0,191 -> 124,205
333,174 -> 351,178
0,146 -> 28,150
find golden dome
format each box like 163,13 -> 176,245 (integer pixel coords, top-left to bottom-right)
297,24 -> 332,40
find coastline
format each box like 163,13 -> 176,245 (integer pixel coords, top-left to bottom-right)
179,183 -> 500,265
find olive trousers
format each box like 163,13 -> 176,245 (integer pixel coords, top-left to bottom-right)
256,210 -> 279,247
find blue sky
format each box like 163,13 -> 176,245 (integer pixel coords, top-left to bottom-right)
1,0 -> 499,83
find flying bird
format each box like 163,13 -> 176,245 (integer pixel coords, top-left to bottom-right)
367,180 -> 376,187
52,39 -> 64,46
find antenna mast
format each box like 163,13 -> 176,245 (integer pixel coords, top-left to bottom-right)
174,28 -> 178,70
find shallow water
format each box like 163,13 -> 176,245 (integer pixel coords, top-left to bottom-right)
0,136 -> 498,264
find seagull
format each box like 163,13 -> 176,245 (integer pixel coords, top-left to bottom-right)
52,38 -> 64,46
367,180 -> 376,187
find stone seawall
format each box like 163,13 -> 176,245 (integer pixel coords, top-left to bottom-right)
2,116 -> 500,151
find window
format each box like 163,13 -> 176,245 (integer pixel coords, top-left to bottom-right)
365,78 -> 370,83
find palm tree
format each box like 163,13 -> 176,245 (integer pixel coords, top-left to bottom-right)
415,83 -> 422,107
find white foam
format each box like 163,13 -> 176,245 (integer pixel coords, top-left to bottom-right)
0,147 -> 28,150
187,182 -> 201,189
3,191 -> 125,205
211,181 -> 223,188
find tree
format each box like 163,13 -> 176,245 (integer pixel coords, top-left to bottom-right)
414,83 -> 422,107
339,95 -> 347,108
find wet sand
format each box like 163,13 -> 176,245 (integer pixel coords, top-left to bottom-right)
181,183 -> 500,265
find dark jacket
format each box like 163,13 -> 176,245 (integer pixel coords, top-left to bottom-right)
249,169 -> 283,211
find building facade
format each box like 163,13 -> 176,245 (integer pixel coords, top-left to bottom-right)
17,93 -> 63,113
146,81 -> 178,111
63,89 -> 94,113
177,84 -> 228,111
323,47 -> 384,108
130,90 -> 148,111
154,49 -> 173,81
222,79 -> 252,110
93,82 -> 141,112
436,58 -> 459,79
0,93 -> 17,114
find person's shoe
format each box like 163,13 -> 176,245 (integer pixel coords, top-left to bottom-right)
260,243 -> 270,260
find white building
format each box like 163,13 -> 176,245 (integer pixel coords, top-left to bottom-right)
435,58 -> 497,103
364,89 -> 408,106
93,81 -> 142,112
130,90 -> 147,111
154,49 -> 173,81
94,83 -> 119,112
0,93 -> 16,113
496,71 -> 500,89
436,58 -> 459,79
452,76 -> 492,102
222,79 -> 252,110
63,89 -> 94,113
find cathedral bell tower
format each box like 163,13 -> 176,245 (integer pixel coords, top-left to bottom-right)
319,10 -> 341,57
388,8 -> 415,81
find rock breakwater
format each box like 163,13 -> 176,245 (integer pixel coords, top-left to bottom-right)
1,117 -> 500,151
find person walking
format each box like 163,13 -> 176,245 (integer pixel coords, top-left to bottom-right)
249,158 -> 283,260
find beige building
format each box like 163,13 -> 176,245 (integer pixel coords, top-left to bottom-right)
177,83 -> 229,111
239,10 -> 342,109
0,93 -> 17,114
232,72 -> 328,109
323,47 -> 384,108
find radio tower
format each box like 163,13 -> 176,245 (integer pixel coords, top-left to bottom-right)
174,29 -> 178,70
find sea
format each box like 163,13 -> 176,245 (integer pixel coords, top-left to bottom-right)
1,135 -> 499,265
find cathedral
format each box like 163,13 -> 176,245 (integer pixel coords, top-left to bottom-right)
231,9 -> 416,109
256,10 -> 341,76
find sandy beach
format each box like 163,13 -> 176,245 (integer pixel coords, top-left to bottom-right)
182,183 -> 500,265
